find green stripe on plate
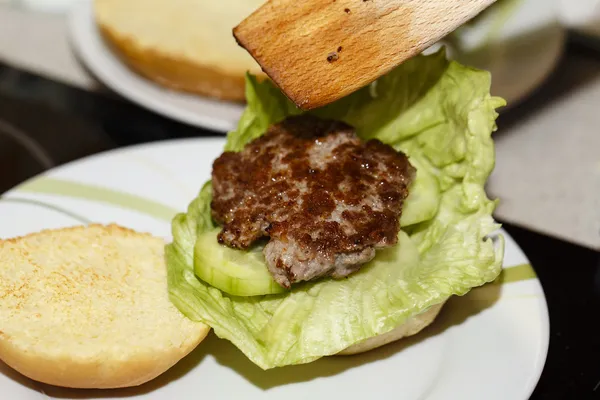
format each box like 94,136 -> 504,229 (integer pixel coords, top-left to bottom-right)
16,177 -> 179,222
496,263 -> 537,284
0,197 -> 91,224
12,177 -> 538,285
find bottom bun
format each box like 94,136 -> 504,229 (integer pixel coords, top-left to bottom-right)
0,224 -> 210,389
338,300 -> 446,355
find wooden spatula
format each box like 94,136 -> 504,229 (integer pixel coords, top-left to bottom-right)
234,0 -> 496,110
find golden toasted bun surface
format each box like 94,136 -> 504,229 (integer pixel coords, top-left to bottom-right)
0,224 -> 210,389
94,0 -> 266,101
338,300 -> 446,355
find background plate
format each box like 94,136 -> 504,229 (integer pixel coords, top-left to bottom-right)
68,0 -> 565,132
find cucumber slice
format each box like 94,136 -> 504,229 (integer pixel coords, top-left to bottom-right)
400,159 -> 440,227
193,228 -> 287,297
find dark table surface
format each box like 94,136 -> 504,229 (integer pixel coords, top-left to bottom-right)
0,32 -> 598,400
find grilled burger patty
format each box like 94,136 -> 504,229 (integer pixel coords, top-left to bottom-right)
211,115 -> 415,288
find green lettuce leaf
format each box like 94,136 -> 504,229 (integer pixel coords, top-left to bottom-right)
166,48 -> 505,369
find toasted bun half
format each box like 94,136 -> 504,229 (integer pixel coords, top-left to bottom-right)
0,224 -> 210,389
94,0 -> 267,102
338,300 -> 446,355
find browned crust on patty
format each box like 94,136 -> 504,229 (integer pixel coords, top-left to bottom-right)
211,115 -> 415,287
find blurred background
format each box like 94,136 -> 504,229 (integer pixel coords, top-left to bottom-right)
0,1 -> 598,397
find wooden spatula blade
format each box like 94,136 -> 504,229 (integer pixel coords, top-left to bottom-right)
234,0 -> 496,110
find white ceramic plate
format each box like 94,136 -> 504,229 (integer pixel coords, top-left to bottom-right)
0,138 -> 549,400
68,0 -> 564,132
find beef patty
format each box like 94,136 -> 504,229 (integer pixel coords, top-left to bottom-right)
211,115 -> 415,288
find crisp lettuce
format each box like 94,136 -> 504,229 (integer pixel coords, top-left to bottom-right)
166,48 -> 505,369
